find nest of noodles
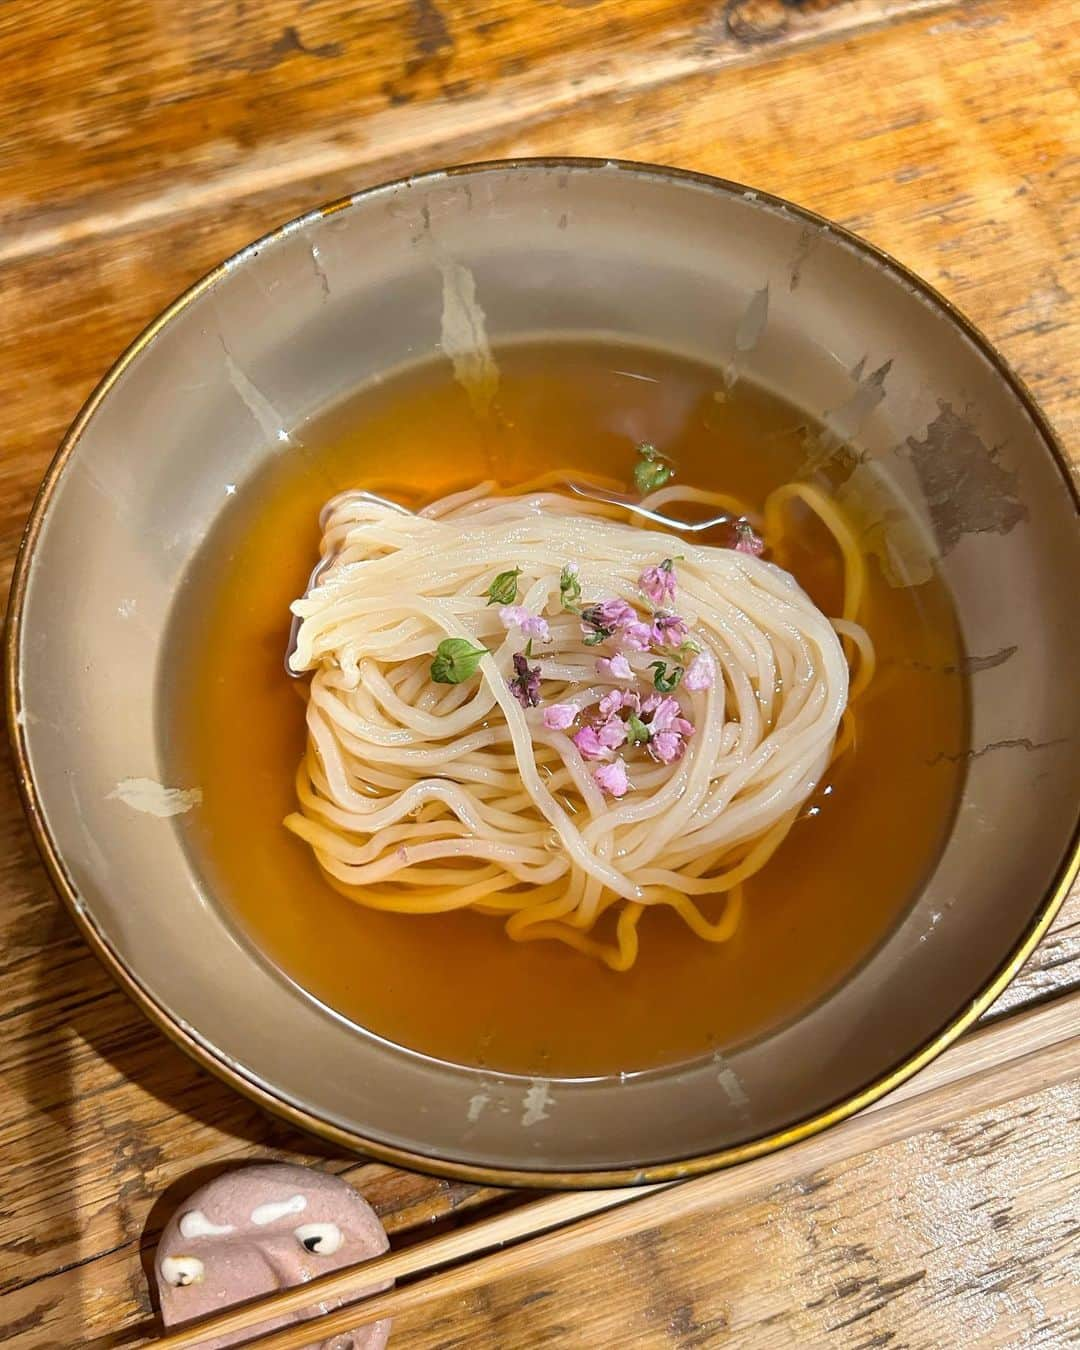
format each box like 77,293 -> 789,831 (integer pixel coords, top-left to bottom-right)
285,478 -> 873,971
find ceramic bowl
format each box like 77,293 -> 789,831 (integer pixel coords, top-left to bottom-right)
8,160 -> 1078,1185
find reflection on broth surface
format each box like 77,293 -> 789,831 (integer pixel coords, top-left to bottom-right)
165,340 -> 966,1077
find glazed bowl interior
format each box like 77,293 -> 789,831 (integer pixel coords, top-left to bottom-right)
10,160 -> 1079,1184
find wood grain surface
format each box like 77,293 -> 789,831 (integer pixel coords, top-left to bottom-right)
385,1080 -> 1080,1349
147,996 -> 1080,1350
1,0 -> 1077,1345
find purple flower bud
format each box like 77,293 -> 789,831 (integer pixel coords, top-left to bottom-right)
508,651 -> 541,708
620,620 -> 654,651
735,521 -> 765,556
648,730 -> 686,764
650,611 -> 689,647
596,716 -> 629,750
639,559 -> 677,607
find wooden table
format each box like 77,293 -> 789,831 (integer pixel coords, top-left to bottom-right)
2,1 -> 1077,1344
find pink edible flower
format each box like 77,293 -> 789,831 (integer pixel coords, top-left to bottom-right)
596,652 -> 633,681
599,689 -> 640,720
579,598 -> 635,641
650,611 -> 689,647
594,759 -> 631,798
647,696 -> 684,734
598,689 -> 623,720
596,715 -> 628,751
735,521 -> 765,556
620,619 -> 654,651
649,730 -> 687,764
500,605 -> 550,641
573,725 -> 611,761
644,695 -> 695,764
543,702 -> 577,731
683,650 -> 716,692
594,598 -> 636,628
639,558 -> 677,607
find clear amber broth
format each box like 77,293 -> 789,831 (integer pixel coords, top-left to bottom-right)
166,340 -> 967,1077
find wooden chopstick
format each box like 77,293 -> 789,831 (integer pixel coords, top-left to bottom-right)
153,990 -> 1080,1350
152,1182 -> 670,1349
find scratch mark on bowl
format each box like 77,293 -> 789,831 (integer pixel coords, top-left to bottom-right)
108,778 -> 202,817
713,1052 -> 751,1117
466,1086 -> 491,1122
309,243 -> 331,300
521,1079 -> 554,1127
218,334 -> 295,446
948,646 -> 1018,675
438,257 -> 499,417
789,224 -> 822,291
904,403 -> 1029,553
929,737 -> 1067,767
721,284 -> 770,393
735,283 -> 770,353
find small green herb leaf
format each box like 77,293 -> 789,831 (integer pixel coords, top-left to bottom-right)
559,564 -> 582,612
626,713 -> 651,746
431,637 -> 488,685
676,637 -> 702,660
582,627 -> 613,647
485,568 -> 522,606
649,660 -> 684,693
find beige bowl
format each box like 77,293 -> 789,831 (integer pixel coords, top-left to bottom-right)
7,160 -> 1079,1186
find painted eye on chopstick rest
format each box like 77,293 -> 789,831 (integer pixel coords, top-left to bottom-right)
160,1254 -> 205,1286
294,1222 -> 343,1255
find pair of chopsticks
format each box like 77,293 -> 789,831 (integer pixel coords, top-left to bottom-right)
153,990 -> 1080,1349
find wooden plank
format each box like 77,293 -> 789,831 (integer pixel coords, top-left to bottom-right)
384,1080 -> 1080,1349
0,1 -> 952,259
0,1 -> 1077,1346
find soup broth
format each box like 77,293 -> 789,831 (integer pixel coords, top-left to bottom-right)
165,339 -> 966,1077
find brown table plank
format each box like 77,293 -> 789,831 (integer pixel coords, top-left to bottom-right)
1,0 -> 1077,1345
1,0 -> 951,256
385,1079 -> 1080,1349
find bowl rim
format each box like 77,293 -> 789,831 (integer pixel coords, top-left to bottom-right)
6,155 -> 1079,1188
